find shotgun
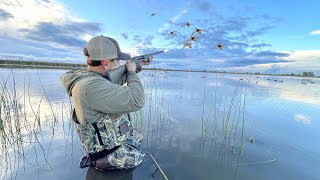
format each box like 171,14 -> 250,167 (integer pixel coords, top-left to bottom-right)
106,50 -> 168,84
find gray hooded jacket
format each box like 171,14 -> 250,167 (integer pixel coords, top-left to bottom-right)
60,68 -> 144,125
60,68 -> 145,170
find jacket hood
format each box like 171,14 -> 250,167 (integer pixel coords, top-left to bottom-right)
60,68 -> 101,96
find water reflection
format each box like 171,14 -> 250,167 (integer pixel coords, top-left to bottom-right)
86,166 -> 133,180
0,68 -> 319,180
294,114 -> 312,124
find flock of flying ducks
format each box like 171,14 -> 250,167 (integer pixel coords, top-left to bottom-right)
150,12 -> 224,51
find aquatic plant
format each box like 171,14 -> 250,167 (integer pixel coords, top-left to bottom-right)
131,70 -> 173,155
199,74 -> 248,153
0,70 -> 74,179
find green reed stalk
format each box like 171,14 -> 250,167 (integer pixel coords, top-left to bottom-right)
211,76 -> 218,140
230,96 -> 240,147
231,84 -> 243,146
201,80 -> 207,140
240,87 -> 247,153
223,85 -> 238,140
222,91 -> 227,141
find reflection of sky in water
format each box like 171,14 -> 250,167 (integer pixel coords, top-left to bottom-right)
140,70 -> 320,180
294,114 -> 312,124
1,68 -> 320,180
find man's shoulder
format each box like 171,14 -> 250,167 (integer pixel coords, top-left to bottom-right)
78,74 -> 109,87
75,74 -> 114,96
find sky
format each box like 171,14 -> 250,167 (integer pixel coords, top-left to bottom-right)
0,0 -> 319,75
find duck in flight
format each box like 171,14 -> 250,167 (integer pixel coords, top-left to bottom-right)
185,36 -> 201,43
211,44 -> 224,50
185,22 -> 192,27
191,28 -> 202,36
183,43 -> 192,49
168,31 -> 177,36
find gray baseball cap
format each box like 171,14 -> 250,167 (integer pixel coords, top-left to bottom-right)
86,35 -> 131,61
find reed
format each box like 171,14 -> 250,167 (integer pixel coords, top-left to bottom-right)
131,70 -> 173,155
210,74 -> 219,140
231,82 -> 244,147
222,84 -> 239,141
240,87 -> 247,153
201,80 -> 207,140
0,70 -> 71,179
199,75 -> 248,154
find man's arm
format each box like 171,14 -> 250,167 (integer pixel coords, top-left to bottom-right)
85,71 -> 144,114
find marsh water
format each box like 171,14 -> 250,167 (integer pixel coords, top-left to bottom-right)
0,68 -> 319,180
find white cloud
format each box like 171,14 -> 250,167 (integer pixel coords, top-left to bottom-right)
80,34 -> 93,41
0,0 -> 82,37
0,0 -> 102,62
0,0 -> 59,32
282,50 -> 320,61
0,52 -> 83,63
289,35 -> 305,39
217,50 -> 320,75
310,30 -> 320,35
209,58 -> 225,63
157,9 -> 188,33
290,30 -> 320,38
123,47 -> 142,57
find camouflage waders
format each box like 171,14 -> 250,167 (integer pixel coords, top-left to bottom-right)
74,111 -> 144,170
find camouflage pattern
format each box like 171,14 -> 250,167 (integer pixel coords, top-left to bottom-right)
94,143 -> 145,170
75,113 -> 144,170
107,144 -> 145,169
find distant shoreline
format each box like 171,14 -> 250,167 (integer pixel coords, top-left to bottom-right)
0,59 -> 86,69
0,59 -> 318,78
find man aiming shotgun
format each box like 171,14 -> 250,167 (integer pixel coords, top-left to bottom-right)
106,50 -> 167,84
60,35 -> 166,170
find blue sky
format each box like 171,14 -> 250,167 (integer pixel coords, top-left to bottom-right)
0,0 -> 319,75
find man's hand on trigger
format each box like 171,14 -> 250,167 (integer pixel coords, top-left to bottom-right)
140,56 -> 153,66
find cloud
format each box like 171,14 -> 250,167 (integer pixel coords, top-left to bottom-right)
283,50 -> 320,61
157,9 -> 188,34
0,8 -> 13,20
290,29 -> 320,38
132,11 -> 289,72
203,51 -> 291,69
251,43 -> 272,48
254,51 -> 289,57
19,21 -> 101,48
121,33 -> 129,40
193,0 -> 213,12
218,50 -> 320,75
0,0 -> 67,31
290,35 -> 306,39
310,30 -> 320,35
132,35 -> 155,47
0,34 -> 83,62
0,0 -> 103,62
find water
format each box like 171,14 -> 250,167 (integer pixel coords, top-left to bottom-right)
0,68 -> 319,180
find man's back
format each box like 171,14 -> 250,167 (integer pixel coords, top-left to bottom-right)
61,68 -> 145,125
